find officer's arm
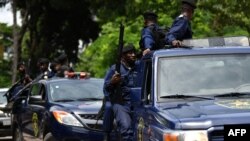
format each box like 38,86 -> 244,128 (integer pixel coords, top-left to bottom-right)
142,28 -> 155,50
104,67 -> 116,95
104,65 -> 122,90
165,18 -> 189,44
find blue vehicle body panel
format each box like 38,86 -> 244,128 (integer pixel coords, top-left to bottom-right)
132,47 -> 250,141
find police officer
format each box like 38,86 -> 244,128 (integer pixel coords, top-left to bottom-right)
34,58 -> 53,81
7,62 -> 32,100
104,44 -> 141,141
165,0 -> 196,47
102,87 -> 114,141
49,60 -> 57,77
54,53 -> 74,77
17,62 -> 32,86
140,11 -> 160,56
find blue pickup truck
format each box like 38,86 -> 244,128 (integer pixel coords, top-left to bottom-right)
131,37 -> 250,141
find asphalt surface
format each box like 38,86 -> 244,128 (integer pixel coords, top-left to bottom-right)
0,136 -> 12,141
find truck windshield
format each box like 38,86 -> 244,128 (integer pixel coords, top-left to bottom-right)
158,54 -> 250,99
49,79 -> 104,102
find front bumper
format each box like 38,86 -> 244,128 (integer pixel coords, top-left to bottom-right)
49,119 -> 118,141
0,117 -> 12,137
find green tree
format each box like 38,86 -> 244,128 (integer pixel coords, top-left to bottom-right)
198,0 -> 250,36
76,14 -> 173,77
15,0 -> 100,77
1,0 -> 250,82
76,0 -> 250,78
0,23 -> 12,87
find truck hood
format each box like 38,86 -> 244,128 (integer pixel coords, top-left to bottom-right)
52,100 -> 102,114
159,98 -> 250,129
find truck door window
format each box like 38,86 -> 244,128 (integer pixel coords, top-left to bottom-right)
30,84 -> 40,96
143,61 -> 152,104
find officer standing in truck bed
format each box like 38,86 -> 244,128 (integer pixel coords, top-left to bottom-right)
165,0 -> 196,47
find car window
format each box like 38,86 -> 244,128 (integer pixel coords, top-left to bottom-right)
49,79 -> 104,101
0,91 -> 7,104
30,83 -> 40,96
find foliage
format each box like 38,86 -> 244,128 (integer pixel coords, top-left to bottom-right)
0,0 -> 8,7
75,13 -> 173,77
77,0 -> 250,78
15,0 -> 100,76
0,24 -> 13,87
1,0 -> 250,80
0,60 -> 12,88
0,23 -> 12,48
198,0 -> 250,36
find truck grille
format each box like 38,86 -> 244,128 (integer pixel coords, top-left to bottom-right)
0,113 -> 11,117
80,114 -> 103,120
79,114 -> 103,131
208,127 -> 224,141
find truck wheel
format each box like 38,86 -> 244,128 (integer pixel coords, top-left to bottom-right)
13,126 -> 23,141
44,132 -> 57,141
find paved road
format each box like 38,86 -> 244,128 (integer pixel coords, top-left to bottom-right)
0,136 -> 12,141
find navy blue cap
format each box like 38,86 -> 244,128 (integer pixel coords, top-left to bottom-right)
143,11 -> 158,20
57,54 -> 67,61
39,58 -> 49,64
122,43 -> 135,53
182,0 -> 196,9
17,61 -> 25,68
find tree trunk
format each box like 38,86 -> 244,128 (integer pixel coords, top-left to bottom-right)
11,0 -> 18,84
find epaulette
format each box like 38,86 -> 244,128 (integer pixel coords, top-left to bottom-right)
177,14 -> 188,20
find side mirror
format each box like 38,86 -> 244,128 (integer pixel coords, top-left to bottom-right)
28,95 -> 45,106
130,87 -> 142,106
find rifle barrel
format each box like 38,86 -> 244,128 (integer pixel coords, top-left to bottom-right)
115,23 -> 124,73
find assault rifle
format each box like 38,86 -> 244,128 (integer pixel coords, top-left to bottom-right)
112,22 -> 124,103
95,23 -> 125,127
115,23 -> 124,74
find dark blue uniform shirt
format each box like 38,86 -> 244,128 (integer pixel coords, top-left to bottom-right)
165,15 -> 192,45
104,60 -> 142,103
141,23 -> 160,50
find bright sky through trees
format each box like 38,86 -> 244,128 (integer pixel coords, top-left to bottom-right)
0,3 -> 21,26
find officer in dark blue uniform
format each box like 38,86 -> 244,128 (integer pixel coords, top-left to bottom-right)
34,58 -> 53,81
6,62 -> 32,101
140,11 -> 160,56
102,85 -> 114,141
104,44 -> 142,141
165,0 -> 196,47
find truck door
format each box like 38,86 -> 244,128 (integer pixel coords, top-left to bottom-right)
133,61 -> 153,141
22,83 -> 46,141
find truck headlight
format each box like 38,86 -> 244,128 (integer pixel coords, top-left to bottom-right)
164,130 -> 208,141
52,110 -> 83,127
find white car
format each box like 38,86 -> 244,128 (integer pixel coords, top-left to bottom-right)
0,88 -> 12,138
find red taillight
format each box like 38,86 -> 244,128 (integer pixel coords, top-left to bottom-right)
66,72 -> 90,79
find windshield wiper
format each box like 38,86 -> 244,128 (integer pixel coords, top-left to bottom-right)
76,98 -> 103,101
214,92 -> 250,98
160,94 -> 214,100
54,99 -> 75,102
